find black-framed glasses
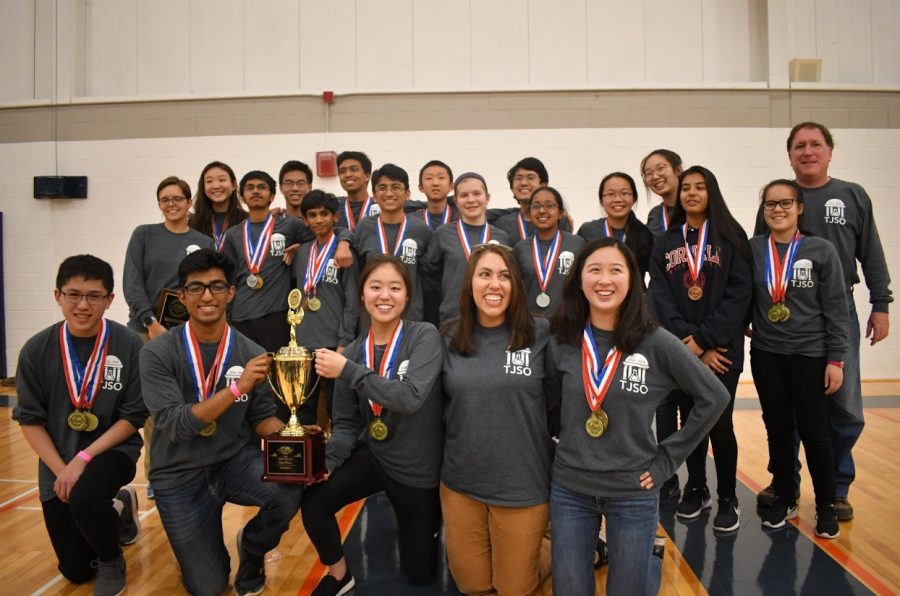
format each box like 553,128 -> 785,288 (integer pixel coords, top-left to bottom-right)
529,201 -> 559,212
281,180 -> 309,189
601,191 -> 634,200
59,291 -> 109,305
182,281 -> 231,296
243,183 -> 270,192
158,196 -> 187,205
763,199 -> 797,211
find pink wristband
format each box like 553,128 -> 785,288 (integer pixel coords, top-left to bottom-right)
229,381 -> 243,399
76,450 -> 93,463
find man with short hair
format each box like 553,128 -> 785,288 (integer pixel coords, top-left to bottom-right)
140,248 -> 304,596
335,151 -> 380,231
755,121 -> 892,521
14,255 -> 147,596
412,160 -> 457,230
279,160 -> 314,220
493,156 -> 571,241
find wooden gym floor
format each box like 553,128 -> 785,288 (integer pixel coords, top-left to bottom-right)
2,383 -> 899,595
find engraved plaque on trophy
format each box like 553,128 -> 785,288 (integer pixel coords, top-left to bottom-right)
156,288 -> 190,328
261,289 -> 327,484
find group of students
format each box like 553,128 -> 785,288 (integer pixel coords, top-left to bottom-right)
13,120 -> 892,596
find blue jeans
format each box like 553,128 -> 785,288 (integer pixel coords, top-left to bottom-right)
153,446 -> 304,595
550,481 -> 660,596
831,294 -> 864,497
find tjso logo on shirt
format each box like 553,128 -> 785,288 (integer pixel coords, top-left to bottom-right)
619,353 -> 649,394
824,198 -> 845,225
504,348 -> 532,376
225,366 -> 248,402
102,355 -> 124,392
791,259 -> 814,289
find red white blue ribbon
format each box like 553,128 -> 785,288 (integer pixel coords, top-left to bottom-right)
181,321 -> 234,402
344,196 -> 374,232
766,231 -> 803,304
212,215 -> 229,252
681,220 -> 709,286
242,214 -> 275,275
377,215 -> 409,256
304,232 -> 338,297
516,212 -> 529,240
603,219 -> 626,242
362,321 -> 405,417
457,219 -> 490,261
661,206 -> 671,232
424,206 -> 451,229
581,324 -> 622,413
59,319 -> 110,411
532,230 -> 562,293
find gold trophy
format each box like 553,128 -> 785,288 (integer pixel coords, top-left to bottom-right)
261,289 -> 327,483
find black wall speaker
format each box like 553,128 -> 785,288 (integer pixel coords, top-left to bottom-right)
34,176 -> 88,199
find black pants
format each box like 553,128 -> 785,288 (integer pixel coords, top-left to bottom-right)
296,349 -> 336,426
233,310 -> 292,421
301,444 -> 442,585
680,368 -> 740,499
751,349 -> 835,507
41,450 -> 135,583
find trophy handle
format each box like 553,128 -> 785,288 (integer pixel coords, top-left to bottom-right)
264,352 -> 283,401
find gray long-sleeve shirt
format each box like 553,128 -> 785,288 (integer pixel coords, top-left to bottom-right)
549,326 -> 729,497
139,326 -> 277,489
513,233 -> 584,318
441,319 -> 554,507
749,234 -> 849,361
421,222 -> 510,324
293,240 -> 359,349
123,223 -> 214,332
14,321 -> 148,501
327,321 -> 444,489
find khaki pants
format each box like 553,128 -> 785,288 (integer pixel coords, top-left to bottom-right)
440,482 -> 550,595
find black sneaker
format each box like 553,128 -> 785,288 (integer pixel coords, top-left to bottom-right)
833,497 -> 854,521
652,535 -> 666,560
659,476 -> 681,505
235,529 -> 266,596
676,485 -> 711,519
757,482 -> 800,507
311,571 -> 355,596
759,497 -> 797,529
713,497 -> 740,532
92,553 -> 126,596
116,486 -> 140,546
593,536 -> 608,569
815,504 -> 840,539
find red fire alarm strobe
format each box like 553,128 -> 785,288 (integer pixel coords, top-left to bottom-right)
317,151 -> 338,177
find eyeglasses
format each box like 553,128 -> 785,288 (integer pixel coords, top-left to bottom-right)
529,202 -> 559,212
281,180 -> 309,189
642,163 -> 670,180
158,196 -> 187,205
374,183 -> 407,194
60,291 -> 109,305
243,183 -> 270,192
601,191 -> 634,200
513,174 -> 541,184
763,199 -> 797,211
182,281 -> 231,296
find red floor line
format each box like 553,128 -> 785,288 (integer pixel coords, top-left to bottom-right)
297,499 -> 366,595
735,469 -> 895,595
0,489 -> 38,513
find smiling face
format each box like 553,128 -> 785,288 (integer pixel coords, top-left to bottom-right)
643,154 -> 682,202
280,169 -> 310,209
455,177 -> 490,223
763,184 -> 803,237
788,126 -> 833,187
157,183 -> 192,225
203,167 -> 235,207
599,176 -> 635,225
373,175 -> 410,217
419,165 -> 452,202
361,263 -> 408,326
471,251 -> 512,327
55,276 -> 114,337
511,168 -> 545,203
338,159 -> 370,195
528,188 -> 561,234
240,178 -> 275,211
679,172 -> 709,221
580,246 -> 630,327
178,268 -> 234,327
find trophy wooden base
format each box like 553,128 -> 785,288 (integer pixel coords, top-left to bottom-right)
261,429 -> 326,484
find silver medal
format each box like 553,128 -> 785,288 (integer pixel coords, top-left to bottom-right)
536,292 -> 551,308
246,274 -> 259,289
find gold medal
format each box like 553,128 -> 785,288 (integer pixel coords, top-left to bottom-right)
67,411 -> 88,431
308,296 -> 321,312
246,274 -> 263,290
199,421 -> 217,437
585,410 -> 609,438
768,304 -> 781,322
84,412 -> 99,432
687,285 -> 704,301
368,417 -> 389,441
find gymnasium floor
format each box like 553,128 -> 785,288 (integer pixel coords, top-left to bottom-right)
2,385 -> 898,595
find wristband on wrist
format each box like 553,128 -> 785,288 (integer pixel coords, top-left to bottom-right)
76,450 -> 93,463
229,381 -> 243,399
828,361 -> 844,369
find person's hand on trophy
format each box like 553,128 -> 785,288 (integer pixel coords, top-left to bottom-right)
314,348 -> 347,379
238,352 -> 271,395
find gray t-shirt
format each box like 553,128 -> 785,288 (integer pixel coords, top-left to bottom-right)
549,326 -> 729,497
749,234 -> 849,361
513,232 -> 584,318
421,221 -> 510,324
139,325 -> 278,489
494,209 -> 572,243
14,321 -> 148,501
646,203 -> 674,237
327,321 -> 444,489
293,239 -> 360,349
123,223 -> 214,332
442,319 -> 554,507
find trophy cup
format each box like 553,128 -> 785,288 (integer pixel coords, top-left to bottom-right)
261,288 -> 327,483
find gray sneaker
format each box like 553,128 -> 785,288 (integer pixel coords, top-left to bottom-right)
93,553 -> 126,596
117,486 -> 140,545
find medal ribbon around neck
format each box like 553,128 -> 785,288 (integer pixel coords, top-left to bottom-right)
59,319 -> 111,411
242,214 -> 275,275
362,321 -> 405,417
603,219 -> 626,243
425,206 -> 451,229
766,231 -> 803,305
532,230 -> 562,293
516,212 -> 529,240
457,219 -> 490,261
212,215 -> 229,252
377,215 -> 409,256
581,324 -> 623,414
181,321 -> 234,403
681,220 -> 709,287
304,232 -> 338,297
344,196 -> 374,232
661,205 -> 670,232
